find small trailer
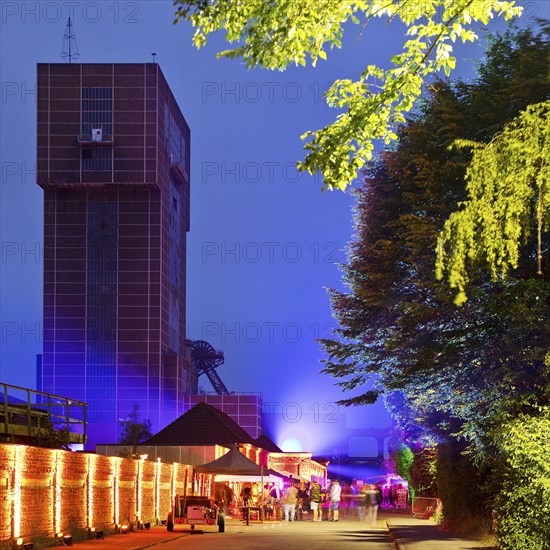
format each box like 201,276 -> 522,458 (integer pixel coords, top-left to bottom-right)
167,495 -> 225,533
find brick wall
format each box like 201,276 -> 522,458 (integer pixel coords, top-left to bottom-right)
0,445 -> 15,540
19,446 -> 55,538
0,444 -> 193,545
59,451 -> 87,534
90,454 -> 116,529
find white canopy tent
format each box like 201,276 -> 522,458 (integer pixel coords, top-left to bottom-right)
214,473 -> 282,483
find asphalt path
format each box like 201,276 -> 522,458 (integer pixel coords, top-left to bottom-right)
158,519 -> 394,549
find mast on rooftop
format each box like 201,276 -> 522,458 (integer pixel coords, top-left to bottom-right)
60,17 -> 80,63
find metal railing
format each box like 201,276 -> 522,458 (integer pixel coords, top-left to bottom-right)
169,159 -> 189,183
0,382 -> 87,444
77,133 -> 114,144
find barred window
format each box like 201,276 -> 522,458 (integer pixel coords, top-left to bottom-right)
86,201 -> 117,414
82,147 -> 112,171
82,87 -> 112,135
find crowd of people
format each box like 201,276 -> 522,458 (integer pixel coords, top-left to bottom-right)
277,479 -> 386,524
215,478 -> 409,524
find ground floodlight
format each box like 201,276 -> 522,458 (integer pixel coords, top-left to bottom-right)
95,530 -> 104,540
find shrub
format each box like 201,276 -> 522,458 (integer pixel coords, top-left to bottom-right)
495,410 -> 550,550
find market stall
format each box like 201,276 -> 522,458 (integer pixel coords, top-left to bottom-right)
195,446 -> 284,523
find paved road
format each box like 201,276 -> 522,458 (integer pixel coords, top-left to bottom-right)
385,516 -> 496,550
158,519 -> 394,550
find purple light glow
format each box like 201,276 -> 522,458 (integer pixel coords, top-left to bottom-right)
279,437 -> 303,452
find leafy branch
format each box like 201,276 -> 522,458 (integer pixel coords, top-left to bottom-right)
436,100 -> 550,305
174,0 -> 522,191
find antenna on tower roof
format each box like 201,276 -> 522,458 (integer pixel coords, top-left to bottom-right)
60,17 -> 80,63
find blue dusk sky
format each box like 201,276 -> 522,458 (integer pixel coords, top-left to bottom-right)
0,1 -> 547,455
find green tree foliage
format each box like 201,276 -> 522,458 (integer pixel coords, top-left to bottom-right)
436,440 -> 492,531
436,100 -> 550,305
409,446 -> 438,498
494,410 -> 550,550
35,419 -> 71,450
118,403 -> 153,453
320,26 -> 549,527
390,443 -> 414,495
173,0 -> 522,191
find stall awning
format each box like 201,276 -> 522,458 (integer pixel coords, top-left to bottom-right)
214,474 -> 282,483
195,446 -> 265,475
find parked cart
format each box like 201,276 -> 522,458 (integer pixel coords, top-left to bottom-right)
167,495 -> 225,533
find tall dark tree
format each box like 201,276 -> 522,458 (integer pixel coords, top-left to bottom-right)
320,25 -> 550,528
118,403 -> 153,456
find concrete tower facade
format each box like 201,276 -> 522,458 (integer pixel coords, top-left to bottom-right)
36,63 -> 195,446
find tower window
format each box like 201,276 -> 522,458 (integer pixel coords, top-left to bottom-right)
82,87 -> 112,135
82,148 -> 112,171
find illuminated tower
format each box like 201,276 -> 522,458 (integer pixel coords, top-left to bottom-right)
36,63 -> 195,447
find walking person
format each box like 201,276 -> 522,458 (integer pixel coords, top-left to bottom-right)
328,479 -> 341,521
365,484 -> 378,526
283,483 -> 299,522
372,485 -> 382,524
357,483 -> 369,522
341,481 -> 353,519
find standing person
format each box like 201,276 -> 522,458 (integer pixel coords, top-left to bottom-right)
283,483 -> 299,522
241,486 -> 251,506
328,479 -> 341,521
297,482 -> 309,520
309,480 -> 323,522
263,484 -> 274,520
215,482 -> 234,514
390,485 -> 397,508
372,485 -> 382,524
241,486 -> 252,520
382,485 -> 390,507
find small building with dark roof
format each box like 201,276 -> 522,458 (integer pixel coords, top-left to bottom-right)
97,402 -> 269,466
97,402 -> 327,484
144,402 -> 256,447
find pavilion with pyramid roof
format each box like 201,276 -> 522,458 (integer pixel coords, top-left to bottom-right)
96,401 -> 327,484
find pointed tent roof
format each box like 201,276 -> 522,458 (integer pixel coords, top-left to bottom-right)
143,402 -> 256,447
195,445 -> 265,475
195,447 -> 285,481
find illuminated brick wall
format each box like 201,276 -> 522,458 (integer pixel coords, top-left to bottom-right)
0,444 -> 193,545
0,446 -> 12,540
